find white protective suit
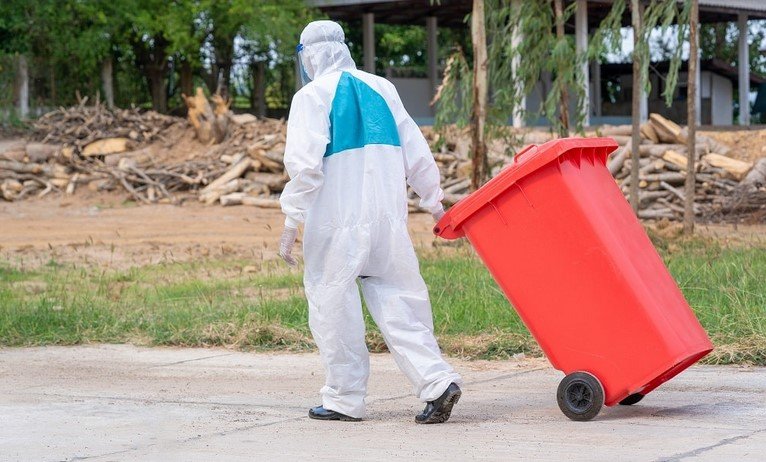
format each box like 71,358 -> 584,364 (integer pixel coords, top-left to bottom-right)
280,20 -> 462,419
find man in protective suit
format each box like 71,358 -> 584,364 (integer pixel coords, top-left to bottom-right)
278,20 -> 462,424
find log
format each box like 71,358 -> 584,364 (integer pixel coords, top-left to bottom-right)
638,208 -> 675,219
25,143 -> 60,163
211,93 -> 231,143
200,156 -> 251,194
662,150 -> 688,170
183,87 -> 216,144
244,172 -> 288,191
694,132 -> 731,156
445,178 -> 471,194
608,144 -> 630,176
0,139 -> 26,155
82,137 -> 134,156
640,172 -> 686,183
610,135 -> 631,146
702,154 -> 753,181
0,149 -> 26,162
640,122 -> 660,143
742,158 -> 766,187
104,147 -> 153,167
199,178 -> 247,205
66,173 -> 79,195
230,113 -> 258,125
598,125 -> 633,137
247,146 -> 282,172
639,159 -> 665,176
639,190 -> 672,204
0,160 -> 45,175
660,181 -> 686,202
649,113 -> 685,144
219,192 -> 280,208
1,179 -> 23,200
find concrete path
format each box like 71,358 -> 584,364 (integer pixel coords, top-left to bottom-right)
1,345 -> 764,461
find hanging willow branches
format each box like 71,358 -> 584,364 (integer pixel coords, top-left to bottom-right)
433,0 -> 693,188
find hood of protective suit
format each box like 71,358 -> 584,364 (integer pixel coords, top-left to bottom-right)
299,21 -> 356,81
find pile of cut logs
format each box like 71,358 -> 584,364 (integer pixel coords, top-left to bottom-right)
2,98 -> 764,222
602,113 -> 759,220
193,113 -> 288,208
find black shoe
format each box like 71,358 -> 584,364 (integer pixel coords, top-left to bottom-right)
308,405 -> 362,422
415,383 -> 462,424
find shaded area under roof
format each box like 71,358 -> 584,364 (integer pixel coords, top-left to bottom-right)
600,58 -> 766,85
308,0 -> 766,28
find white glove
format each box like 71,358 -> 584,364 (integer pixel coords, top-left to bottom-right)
278,226 -> 298,267
432,205 -> 445,222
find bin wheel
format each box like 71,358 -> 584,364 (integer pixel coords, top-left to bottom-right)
557,372 -> 604,421
619,393 -> 644,406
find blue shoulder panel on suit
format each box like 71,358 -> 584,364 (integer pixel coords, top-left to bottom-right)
324,72 -> 401,157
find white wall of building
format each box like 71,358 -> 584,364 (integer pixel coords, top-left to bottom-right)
389,78 -> 434,122
710,73 -> 734,125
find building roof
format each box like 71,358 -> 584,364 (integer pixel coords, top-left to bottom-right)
308,0 -> 766,27
699,0 -> 766,16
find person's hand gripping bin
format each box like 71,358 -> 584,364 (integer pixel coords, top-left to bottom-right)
434,137 -> 713,421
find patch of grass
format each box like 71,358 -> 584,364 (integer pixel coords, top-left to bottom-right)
0,237 -> 764,364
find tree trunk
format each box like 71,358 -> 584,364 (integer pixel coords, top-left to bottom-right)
16,54 -> 29,119
630,0 -> 641,213
213,33 -> 235,99
251,60 -> 267,117
133,34 -> 169,113
148,69 -> 168,113
470,0 -> 489,190
101,58 -> 114,109
180,60 -> 194,101
218,64 -> 232,99
554,0 -> 569,137
49,66 -> 56,104
684,0 -> 699,235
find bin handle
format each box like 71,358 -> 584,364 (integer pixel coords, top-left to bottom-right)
514,144 -> 537,163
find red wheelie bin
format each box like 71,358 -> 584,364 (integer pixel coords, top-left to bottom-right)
434,137 -> 713,421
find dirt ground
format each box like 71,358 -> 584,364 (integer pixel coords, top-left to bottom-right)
1,198 -> 765,270
0,199 -> 443,269
700,128 -> 766,163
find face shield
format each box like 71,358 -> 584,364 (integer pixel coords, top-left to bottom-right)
296,43 -> 312,86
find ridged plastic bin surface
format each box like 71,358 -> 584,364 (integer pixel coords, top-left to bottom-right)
434,138 -> 713,406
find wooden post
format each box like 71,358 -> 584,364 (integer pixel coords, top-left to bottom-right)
684,0 -> 699,235
470,0 -> 489,190
554,0 -> 570,136
630,0 -> 641,212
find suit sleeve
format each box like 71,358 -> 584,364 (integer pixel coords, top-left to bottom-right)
279,88 -> 331,228
386,83 -> 444,215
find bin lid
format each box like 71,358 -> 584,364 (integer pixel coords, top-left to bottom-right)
434,137 -> 619,240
